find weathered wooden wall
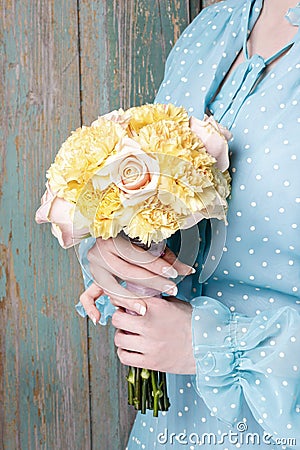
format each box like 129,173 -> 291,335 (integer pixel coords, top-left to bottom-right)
0,1 -> 218,449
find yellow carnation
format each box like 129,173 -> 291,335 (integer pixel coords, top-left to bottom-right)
135,120 -> 206,162
91,184 -> 124,239
76,181 -> 103,221
125,103 -> 189,135
47,120 -> 126,202
125,198 -> 183,245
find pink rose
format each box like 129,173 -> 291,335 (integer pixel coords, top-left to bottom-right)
91,109 -> 130,129
189,114 -> 232,171
35,182 -> 89,248
92,137 -> 160,206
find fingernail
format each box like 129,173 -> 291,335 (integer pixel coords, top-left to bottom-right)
190,267 -> 196,274
164,285 -> 178,296
90,314 -> 97,326
162,266 -> 178,278
134,303 -> 147,316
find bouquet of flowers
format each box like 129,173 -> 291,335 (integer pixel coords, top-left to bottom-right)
35,103 -> 231,416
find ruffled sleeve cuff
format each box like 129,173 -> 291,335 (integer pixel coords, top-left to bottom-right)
191,296 -> 300,436
75,238 -> 116,326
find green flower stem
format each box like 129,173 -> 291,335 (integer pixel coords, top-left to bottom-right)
126,366 -> 135,406
134,367 -> 141,410
151,370 -> 163,417
147,377 -> 153,410
141,369 -> 150,414
160,372 -> 170,411
141,378 -> 148,414
127,367 -> 170,415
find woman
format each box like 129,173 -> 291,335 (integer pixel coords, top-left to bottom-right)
78,0 -> 300,448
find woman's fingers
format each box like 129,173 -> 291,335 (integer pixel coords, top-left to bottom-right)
117,348 -> 147,368
91,236 -> 194,280
111,308 -> 145,334
162,247 -> 196,276
79,282 -> 147,322
114,329 -> 145,353
103,254 -> 179,295
79,283 -> 103,325
103,282 -> 148,316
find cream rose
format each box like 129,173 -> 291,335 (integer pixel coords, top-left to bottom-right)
35,182 -> 89,248
92,137 -> 160,206
189,114 -> 232,172
91,108 -> 130,129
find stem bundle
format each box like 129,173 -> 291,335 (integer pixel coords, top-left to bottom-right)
126,366 -> 170,416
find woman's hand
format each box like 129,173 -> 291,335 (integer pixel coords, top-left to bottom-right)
112,296 -> 196,375
79,235 -> 195,324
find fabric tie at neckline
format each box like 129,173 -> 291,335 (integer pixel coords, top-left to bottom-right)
285,2 -> 300,26
209,0 -> 298,128
209,54 -> 266,127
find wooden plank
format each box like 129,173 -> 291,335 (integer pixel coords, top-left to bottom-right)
202,0 -> 221,8
78,1 -> 194,449
0,1 -> 91,449
190,0 -> 202,21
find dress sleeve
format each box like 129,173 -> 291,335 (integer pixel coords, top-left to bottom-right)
191,295 -> 300,439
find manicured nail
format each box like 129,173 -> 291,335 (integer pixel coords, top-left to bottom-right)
90,314 -> 97,326
190,267 -> 196,274
164,285 -> 178,296
134,303 -> 147,316
162,266 -> 178,278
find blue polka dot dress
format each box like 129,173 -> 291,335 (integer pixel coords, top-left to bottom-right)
124,0 -> 300,448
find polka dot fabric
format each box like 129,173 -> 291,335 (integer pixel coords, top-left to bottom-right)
125,0 -> 300,448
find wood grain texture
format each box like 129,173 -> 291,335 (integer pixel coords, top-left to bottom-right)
0,1 -> 90,449
1,0 -> 220,449
202,0 -> 221,8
